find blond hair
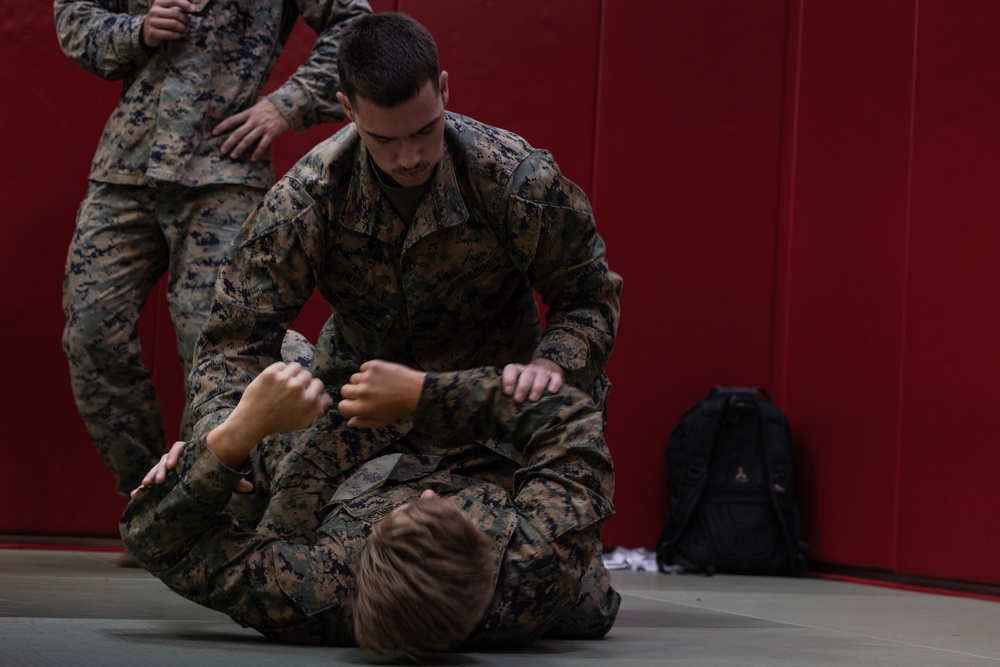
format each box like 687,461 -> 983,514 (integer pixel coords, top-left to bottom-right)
354,494 -> 495,653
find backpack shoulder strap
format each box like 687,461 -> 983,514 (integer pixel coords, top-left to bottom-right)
757,397 -> 805,569
681,389 -> 728,484
658,389 -> 729,566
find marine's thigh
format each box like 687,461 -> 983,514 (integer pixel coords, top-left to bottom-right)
63,182 -> 167,321
157,184 -> 263,355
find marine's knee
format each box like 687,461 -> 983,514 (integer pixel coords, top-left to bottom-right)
62,302 -> 137,363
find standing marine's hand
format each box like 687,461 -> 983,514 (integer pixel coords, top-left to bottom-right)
338,360 -> 427,429
142,0 -> 196,48
213,97 -> 292,161
502,358 -> 564,403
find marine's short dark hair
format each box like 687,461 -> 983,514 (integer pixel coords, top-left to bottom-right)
338,13 -> 440,108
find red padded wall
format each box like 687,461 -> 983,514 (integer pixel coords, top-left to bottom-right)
896,0 -> 1000,583
1,8 -> 129,533
0,2 -> 392,536
773,0 -> 917,570
592,0 -> 790,549
399,0 -> 601,194
7,0 -> 1000,589
775,0 -> 1000,585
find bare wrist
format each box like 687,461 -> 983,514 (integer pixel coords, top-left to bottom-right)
206,418 -> 258,469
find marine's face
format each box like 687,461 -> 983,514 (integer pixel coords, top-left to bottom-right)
339,72 -> 450,188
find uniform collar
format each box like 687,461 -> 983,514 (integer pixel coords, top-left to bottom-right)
340,122 -> 469,251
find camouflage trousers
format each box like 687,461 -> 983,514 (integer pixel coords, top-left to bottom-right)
62,180 -> 263,494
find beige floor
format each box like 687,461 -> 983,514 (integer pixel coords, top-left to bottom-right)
1,548 -> 999,666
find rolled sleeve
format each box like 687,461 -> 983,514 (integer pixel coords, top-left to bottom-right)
54,0 -> 150,80
504,152 -> 622,400
270,0 -> 372,131
120,436 -> 248,567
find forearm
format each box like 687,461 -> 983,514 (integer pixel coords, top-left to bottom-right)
533,229 -> 621,390
414,370 -> 615,511
54,0 -> 150,80
189,297 -> 288,434
268,0 -> 371,131
206,412 -> 260,469
119,438 -> 340,638
414,367 -> 563,439
120,437 -> 249,570
535,273 -> 620,388
501,152 -> 622,396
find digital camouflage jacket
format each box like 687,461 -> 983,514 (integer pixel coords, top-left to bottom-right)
54,0 -> 371,188
190,112 -> 623,435
121,368 -> 620,647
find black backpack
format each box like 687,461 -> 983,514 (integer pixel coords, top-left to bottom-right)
656,387 -> 807,576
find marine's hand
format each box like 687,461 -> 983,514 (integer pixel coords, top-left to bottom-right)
214,97 -> 292,161
338,360 -> 426,429
502,358 -> 564,403
208,362 -> 331,468
132,441 -> 186,497
130,440 -> 254,497
142,0 -> 195,48
230,362 -> 331,442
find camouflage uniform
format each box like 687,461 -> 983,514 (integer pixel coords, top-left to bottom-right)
187,112 -> 623,536
55,0 -> 371,493
121,368 -> 620,647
